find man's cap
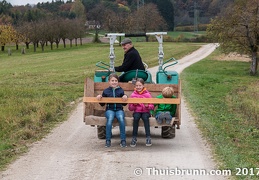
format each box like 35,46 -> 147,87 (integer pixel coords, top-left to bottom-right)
121,38 -> 132,45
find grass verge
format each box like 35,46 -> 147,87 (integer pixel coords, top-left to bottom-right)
181,49 -> 259,179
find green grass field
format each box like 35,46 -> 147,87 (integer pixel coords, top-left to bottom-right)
0,41 -> 202,169
181,50 -> 259,179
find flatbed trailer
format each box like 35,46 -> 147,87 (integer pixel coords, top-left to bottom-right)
83,78 -> 181,139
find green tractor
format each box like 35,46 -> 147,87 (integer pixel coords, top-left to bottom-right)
84,32 -> 181,139
94,32 -> 178,84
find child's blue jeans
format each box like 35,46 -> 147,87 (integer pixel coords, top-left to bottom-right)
155,111 -> 173,120
105,110 -> 126,141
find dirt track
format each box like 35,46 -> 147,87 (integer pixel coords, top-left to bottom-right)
0,43 -> 228,180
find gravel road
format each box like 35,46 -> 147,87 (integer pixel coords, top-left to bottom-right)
1,43 -> 228,180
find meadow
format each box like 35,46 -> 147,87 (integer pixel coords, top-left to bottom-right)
181,50 -> 259,179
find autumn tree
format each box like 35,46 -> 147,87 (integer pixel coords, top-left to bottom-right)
70,0 -> 86,20
66,19 -> 79,47
59,19 -> 70,48
38,20 -> 49,52
51,18 -> 63,49
102,3 -> 132,33
207,0 -> 259,75
132,3 -> 167,41
44,19 -> 57,50
88,3 -> 116,42
25,21 -> 41,52
0,24 -> 16,51
16,22 -> 32,49
148,0 -> 174,30
72,18 -> 85,46
12,28 -> 25,50
102,10 -> 117,31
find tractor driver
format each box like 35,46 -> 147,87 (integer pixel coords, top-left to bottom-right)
114,38 -> 145,73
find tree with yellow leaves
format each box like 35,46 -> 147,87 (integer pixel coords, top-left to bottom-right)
0,24 -> 17,51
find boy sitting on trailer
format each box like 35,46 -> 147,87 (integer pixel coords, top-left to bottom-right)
153,87 -> 177,124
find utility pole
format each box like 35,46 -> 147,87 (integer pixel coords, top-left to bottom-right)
193,1 -> 199,32
137,0 -> 145,33
189,1 -> 203,33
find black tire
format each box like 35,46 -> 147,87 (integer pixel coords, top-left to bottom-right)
161,125 -> 176,138
97,126 -> 106,139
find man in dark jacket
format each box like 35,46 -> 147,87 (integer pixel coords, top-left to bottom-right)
114,38 -> 145,72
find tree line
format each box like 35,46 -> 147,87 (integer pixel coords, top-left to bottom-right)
0,0 -> 258,75
0,0 -> 168,52
1,0 -> 234,31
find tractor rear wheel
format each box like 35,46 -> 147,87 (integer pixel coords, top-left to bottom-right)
161,125 -> 175,138
97,126 -> 106,139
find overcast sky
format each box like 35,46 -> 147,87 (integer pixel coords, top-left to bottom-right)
7,0 -> 67,6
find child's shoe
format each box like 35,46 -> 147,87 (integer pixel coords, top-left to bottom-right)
120,140 -> 127,148
130,137 -> 137,147
105,140 -> 111,148
146,137 -> 152,147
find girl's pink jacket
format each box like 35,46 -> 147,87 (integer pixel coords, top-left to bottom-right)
128,88 -> 154,113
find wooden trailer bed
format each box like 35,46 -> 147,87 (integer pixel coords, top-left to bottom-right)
83,77 -> 181,129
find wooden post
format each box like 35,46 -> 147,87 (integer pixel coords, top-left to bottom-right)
21,47 -> 26,54
8,48 -> 12,56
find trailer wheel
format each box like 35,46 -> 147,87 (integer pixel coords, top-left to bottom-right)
161,125 -> 175,138
97,126 -> 106,139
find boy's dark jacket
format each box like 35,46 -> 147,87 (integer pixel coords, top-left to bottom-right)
100,86 -> 127,111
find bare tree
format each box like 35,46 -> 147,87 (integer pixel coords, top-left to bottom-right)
16,22 -> 32,49
26,21 -> 40,52
88,4 -> 108,43
51,17 -> 67,49
37,20 -> 49,52
207,0 -> 259,75
45,18 -> 57,50
66,19 -> 78,47
60,19 -> 70,48
106,11 -> 132,33
77,19 -> 86,45
131,3 -> 167,41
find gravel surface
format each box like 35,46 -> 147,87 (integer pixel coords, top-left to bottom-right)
1,43 -> 229,180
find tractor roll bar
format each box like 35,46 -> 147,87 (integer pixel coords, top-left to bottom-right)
105,32 -> 167,72
105,32 -> 167,37
125,33 -> 146,37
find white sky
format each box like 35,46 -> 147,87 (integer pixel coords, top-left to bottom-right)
7,0 -> 67,6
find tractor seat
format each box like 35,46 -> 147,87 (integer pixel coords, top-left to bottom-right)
119,69 -> 148,82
